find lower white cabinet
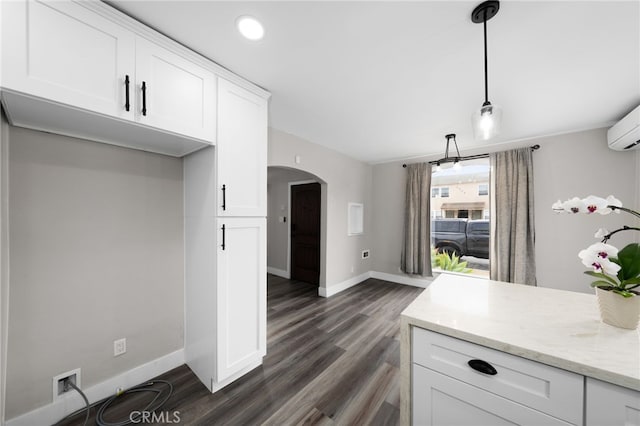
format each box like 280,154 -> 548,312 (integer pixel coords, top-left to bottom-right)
215,217 -> 266,382
411,327 -> 582,425
586,378 -> 640,426
183,145 -> 267,390
410,327 -> 640,426
184,214 -> 266,391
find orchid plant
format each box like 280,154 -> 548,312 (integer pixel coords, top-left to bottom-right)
552,195 -> 640,298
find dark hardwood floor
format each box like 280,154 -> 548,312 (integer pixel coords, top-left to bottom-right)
57,275 -> 423,425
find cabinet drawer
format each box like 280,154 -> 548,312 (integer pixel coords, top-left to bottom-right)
412,327 -> 583,425
413,364 -> 574,426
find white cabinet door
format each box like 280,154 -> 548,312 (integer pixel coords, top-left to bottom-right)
1,0 -> 135,120
586,378 -> 640,426
216,78 -> 267,217
135,37 -> 216,143
413,365 -> 574,426
216,217 -> 266,382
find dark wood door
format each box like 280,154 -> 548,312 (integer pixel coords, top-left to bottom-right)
290,183 -> 321,285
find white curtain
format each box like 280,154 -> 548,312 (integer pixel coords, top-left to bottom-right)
490,147 -> 537,285
401,163 -> 432,276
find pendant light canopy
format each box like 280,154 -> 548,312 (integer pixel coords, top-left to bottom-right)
471,0 -> 502,141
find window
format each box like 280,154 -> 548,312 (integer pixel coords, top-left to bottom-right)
467,220 -> 490,235
433,219 -> 466,233
430,159 -> 490,277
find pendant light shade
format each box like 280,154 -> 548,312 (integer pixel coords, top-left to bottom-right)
471,1 -> 502,141
472,103 -> 503,140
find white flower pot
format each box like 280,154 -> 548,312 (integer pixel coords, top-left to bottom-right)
596,288 -> 640,329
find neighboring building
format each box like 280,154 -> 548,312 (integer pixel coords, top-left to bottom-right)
431,162 -> 490,219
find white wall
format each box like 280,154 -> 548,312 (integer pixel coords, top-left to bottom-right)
0,111 -> 8,425
534,129 -> 637,293
371,159 -> 406,277
4,126 -> 185,420
267,167 -> 318,277
268,128 -> 373,293
371,128 -> 638,294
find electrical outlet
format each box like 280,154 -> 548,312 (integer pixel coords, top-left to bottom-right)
362,249 -> 370,259
53,368 -> 81,401
114,338 -> 126,357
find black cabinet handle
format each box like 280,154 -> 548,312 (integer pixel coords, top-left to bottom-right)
468,359 -> 497,375
221,224 -> 226,250
141,81 -> 147,116
221,185 -> 226,211
124,75 -> 130,112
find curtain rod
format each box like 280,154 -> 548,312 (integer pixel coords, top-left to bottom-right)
402,144 -> 540,168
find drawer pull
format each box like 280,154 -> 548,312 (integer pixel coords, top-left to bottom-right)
141,81 -> 147,116
221,184 -> 226,211
468,359 -> 497,375
124,75 -> 130,111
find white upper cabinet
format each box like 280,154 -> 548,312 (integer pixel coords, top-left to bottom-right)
0,0 -> 216,156
216,78 -> 268,217
135,37 -> 216,143
1,0 -> 135,120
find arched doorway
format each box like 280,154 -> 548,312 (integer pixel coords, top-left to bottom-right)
267,166 -> 327,287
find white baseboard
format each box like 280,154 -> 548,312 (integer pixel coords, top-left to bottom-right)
319,272 -> 372,298
6,349 -> 185,426
266,266 -> 289,279
370,271 -> 434,288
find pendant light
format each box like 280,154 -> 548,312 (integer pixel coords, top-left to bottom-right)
434,134 -> 462,172
471,0 -> 502,141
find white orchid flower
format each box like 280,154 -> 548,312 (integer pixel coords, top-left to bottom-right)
582,195 -> 609,214
594,228 -> 609,239
590,242 -> 619,258
563,197 -> 585,214
578,243 -> 621,275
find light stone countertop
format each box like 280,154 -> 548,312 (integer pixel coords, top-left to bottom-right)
401,273 -> 640,391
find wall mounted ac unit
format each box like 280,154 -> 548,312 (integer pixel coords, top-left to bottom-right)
607,105 -> 640,151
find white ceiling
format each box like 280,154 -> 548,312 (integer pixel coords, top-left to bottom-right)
108,1 -> 640,164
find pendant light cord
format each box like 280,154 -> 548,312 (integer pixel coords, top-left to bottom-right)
483,9 -> 489,105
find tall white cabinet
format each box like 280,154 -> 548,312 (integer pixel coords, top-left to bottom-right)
185,76 -> 268,391
0,0 -> 270,396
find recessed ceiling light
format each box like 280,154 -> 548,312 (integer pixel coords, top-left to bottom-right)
236,15 -> 264,41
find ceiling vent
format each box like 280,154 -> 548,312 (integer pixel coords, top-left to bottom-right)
607,105 -> 640,151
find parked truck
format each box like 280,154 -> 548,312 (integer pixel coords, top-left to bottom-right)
431,218 -> 489,259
